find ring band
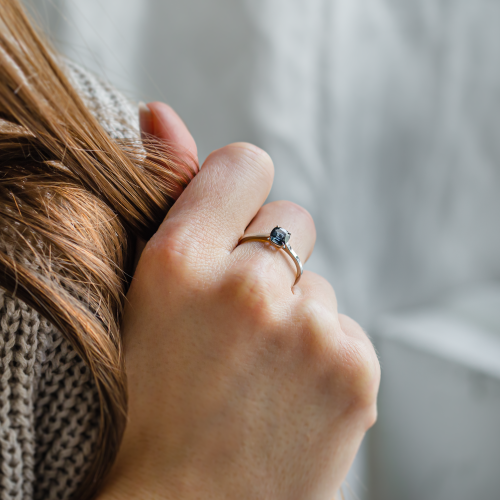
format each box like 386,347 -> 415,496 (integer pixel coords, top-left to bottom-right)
238,226 -> 303,285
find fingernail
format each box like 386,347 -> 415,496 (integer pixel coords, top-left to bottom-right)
138,101 -> 153,135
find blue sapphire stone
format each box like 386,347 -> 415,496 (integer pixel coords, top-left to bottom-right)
270,226 -> 290,247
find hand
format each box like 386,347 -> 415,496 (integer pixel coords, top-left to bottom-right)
100,110 -> 380,500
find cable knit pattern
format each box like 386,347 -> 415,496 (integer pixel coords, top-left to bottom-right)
0,62 -> 138,500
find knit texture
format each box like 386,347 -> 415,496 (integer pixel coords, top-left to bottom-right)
0,62 -> 138,500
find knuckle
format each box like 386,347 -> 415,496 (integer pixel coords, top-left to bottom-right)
339,336 -> 381,414
276,200 -> 314,224
220,264 -> 276,329
228,141 -> 271,160
224,142 -> 275,184
364,404 -> 379,429
265,200 -> 316,231
140,231 -> 197,285
295,298 -> 336,355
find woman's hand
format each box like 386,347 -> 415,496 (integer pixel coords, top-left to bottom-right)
100,107 -> 380,500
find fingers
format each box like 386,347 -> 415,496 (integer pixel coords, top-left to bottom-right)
295,272 -> 375,345
139,101 -> 198,165
232,201 -> 316,287
155,143 -> 275,256
295,274 -> 380,405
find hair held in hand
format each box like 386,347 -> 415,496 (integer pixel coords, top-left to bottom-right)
0,1 -> 196,497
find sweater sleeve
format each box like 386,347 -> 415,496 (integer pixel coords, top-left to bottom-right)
64,58 -> 139,141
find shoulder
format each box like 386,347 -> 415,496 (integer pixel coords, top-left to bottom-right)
63,58 -> 139,140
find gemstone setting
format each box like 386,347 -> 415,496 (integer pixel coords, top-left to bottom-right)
270,226 -> 290,247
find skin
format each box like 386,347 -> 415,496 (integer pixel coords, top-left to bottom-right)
98,102 -> 380,500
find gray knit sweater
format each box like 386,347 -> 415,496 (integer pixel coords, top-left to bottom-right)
0,61 -> 138,500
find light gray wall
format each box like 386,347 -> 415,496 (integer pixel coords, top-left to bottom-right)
28,0 -> 500,324
25,1 -> 500,498
372,284 -> 500,500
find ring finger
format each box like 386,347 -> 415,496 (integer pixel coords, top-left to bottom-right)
231,200 -> 316,288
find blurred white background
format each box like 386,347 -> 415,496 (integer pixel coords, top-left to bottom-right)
26,1 -> 500,498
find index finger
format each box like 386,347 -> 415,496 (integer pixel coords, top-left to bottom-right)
154,143 -> 274,255
140,101 -> 198,165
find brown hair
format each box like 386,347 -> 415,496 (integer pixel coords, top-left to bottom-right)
0,1 -> 195,498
